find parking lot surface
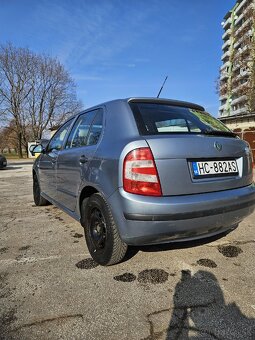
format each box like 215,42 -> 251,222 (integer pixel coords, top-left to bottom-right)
0,162 -> 254,339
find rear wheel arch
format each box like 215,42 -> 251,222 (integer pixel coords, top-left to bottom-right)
79,186 -> 99,220
83,192 -> 127,265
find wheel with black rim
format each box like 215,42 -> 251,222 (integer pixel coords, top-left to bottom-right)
33,174 -> 49,206
82,193 -> 128,266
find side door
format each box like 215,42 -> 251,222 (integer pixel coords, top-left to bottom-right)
56,109 -> 104,211
38,118 -> 74,201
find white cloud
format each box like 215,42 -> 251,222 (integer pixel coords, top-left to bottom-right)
35,0 -> 159,69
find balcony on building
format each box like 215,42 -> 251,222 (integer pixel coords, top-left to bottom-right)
235,0 -> 249,16
219,107 -> 230,117
222,39 -> 231,50
235,17 -> 253,37
220,72 -> 229,81
221,50 -> 231,61
222,28 -> 232,40
220,61 -> 231,71
235,11 -> 245,26
232,81 -> 249,94
234,44 -> 250,60
231,95 -> 248,106
234,29 -> 253,49
230,106 -> 247,116
219,93 -> 228,101
223,16 -> 232,30
219,101 -> 228,111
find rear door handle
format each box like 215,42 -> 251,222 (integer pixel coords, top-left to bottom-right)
79,155 -> 88,164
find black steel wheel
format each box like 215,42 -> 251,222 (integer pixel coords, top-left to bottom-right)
89,208 -> 107,250
82,193 -> 127,266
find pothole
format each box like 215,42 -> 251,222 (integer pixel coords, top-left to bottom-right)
113,273 -> 136,282
218,245 -> 243,258
197,258 -> 217,268
137,269 -> 169,284
75,258 -> 98,269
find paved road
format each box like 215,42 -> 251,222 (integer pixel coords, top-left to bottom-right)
0,163 -> 254,339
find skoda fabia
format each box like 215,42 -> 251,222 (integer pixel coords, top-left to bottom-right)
32,98 -> 255,265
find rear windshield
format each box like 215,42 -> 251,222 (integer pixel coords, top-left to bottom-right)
130,103 -> 233,136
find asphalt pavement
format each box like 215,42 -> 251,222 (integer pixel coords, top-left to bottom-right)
0,163 -> 254,339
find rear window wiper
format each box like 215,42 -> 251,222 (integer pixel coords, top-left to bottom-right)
202,129 -> 237,138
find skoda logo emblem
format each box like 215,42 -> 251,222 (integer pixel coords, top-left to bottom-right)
214,142 -> 222,151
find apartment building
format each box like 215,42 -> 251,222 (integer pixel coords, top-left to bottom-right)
219,0 -> 254,116
219,0 -> 255,159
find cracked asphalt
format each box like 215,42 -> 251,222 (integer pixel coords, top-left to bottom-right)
0,161 -> 254,339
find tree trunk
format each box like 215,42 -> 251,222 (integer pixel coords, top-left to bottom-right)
17,132 -> 23,158
25,144 -> 29,158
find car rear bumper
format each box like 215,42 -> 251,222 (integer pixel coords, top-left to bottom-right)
108,184 -> 255,245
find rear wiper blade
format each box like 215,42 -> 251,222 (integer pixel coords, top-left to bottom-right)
203,130 -> 237,137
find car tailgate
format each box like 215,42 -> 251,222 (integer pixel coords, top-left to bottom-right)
145,134 -> 253,196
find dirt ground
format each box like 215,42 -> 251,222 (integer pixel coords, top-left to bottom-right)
0,161 -> 254,339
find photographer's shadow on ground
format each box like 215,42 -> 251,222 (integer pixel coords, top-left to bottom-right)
165,270 -> 255,339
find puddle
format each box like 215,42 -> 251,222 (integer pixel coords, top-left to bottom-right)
55,216 -> 64,222
19,245 -> 31,251
113,273 -> 136,282
0,308 -> 17,333
197,258 -> 217,268
75,258 -> 98,269
0,273 -> 10,298
73,233 -> 83,238
0,247 -> 8,254
218,245 -> 243,258
137,269 -> 169,284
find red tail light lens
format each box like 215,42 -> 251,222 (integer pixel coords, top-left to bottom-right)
123,147 -> 162,196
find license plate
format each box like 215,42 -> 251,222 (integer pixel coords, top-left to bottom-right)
192,160 -> 238,177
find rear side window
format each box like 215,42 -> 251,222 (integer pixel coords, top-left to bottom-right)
65,110 -> 97,149
87,110 -> 103,146
130,103 -> 230,135
65,109 -> 103,149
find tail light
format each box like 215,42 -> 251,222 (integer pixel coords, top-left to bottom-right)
123,147 -> 162,196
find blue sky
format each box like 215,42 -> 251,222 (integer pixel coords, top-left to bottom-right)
0,0 -> 236,116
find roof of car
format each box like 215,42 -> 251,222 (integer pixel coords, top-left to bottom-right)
84,97 -> 205,112
61,97 -> 205,128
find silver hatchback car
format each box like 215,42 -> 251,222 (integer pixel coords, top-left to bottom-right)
32,98 -> 255,265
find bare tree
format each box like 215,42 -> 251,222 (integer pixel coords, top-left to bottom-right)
0,43 -> 82,157
0,44 -> 32,157
25,54 -> 82,142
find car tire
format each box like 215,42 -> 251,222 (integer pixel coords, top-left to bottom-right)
82,193 -> 128,266
33,174 -> 49,206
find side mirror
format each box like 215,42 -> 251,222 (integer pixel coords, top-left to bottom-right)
29,144 -> 37,153
30,144 -> 45,156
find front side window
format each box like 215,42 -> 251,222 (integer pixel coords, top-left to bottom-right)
47,118 -> 74,152
65,110 -> 97,149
